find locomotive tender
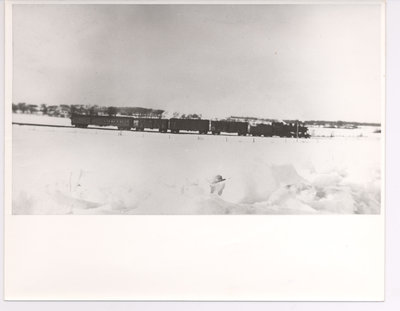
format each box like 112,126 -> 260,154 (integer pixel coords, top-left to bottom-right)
70,114 -> 310,138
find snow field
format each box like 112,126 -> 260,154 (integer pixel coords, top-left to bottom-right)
12,123 -> 381,214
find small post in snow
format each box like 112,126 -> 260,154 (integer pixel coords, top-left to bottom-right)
69,172 -> 72,193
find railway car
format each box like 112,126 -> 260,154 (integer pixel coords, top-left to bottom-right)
249,123 -> 273,137
90,115 -> 132,130
210,120 -> 248,136
71,114 -> 91,128
169,118 -> 209,134
271,122 -> 292,137
71,114 -> 132,130
133,118 -> 169,132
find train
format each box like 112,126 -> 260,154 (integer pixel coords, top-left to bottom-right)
71,114 -> 311,138
249,122 -> 310,138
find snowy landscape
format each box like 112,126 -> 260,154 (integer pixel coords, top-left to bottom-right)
12,114 -> 381,215
10,4 -> 383,216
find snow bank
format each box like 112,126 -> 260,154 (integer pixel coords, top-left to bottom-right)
12,124 -> 381,214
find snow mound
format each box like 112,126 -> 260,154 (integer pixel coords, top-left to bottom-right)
13,163 -> 380,215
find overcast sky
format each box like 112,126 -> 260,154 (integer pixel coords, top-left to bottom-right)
13,4 -> 383,122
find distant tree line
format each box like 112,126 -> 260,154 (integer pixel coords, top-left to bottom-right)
12,103 -> 167,118
177,113 -> 202,119
300,119 -> 380,128
230,116 -> 380,128
12,103 -> 207,120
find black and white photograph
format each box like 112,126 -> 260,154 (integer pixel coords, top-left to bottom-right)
10,2 -> 383,215
3,0 -> 389,303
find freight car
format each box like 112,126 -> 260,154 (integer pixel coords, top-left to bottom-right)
90,115 -> 132,130
70,114 -> 170,132
133,118 -> 169,132
71,114 -> 91,128
169,118 -> 209,134
210,120 -> 248,136
271,122 -> 292,137
249,123 -> 273,137
71,114 -> 132,130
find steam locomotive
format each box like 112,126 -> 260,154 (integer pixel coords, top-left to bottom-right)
71,114 -> 310,138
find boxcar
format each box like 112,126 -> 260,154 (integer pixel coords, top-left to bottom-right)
89,116 -> 132,130
169,118 -> 209,134
71,114 -> 91,128
133,118 -> 169,132
210,120 -> 248,136
249,124 -> 273,137
271,122 -> 292,137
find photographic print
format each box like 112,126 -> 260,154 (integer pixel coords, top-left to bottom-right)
4,0 -> 386,302
10,2 -> 383,215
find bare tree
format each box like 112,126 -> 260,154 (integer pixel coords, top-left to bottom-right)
107,106 -> 118,116
40,104 -> 48,115
17,102 -> 27,113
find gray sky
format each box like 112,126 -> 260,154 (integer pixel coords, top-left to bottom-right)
13,4 -> 383,122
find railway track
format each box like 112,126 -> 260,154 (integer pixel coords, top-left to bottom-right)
11,122 -> 227,136
12,122 -> 316,138
12,122 -> 123,132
